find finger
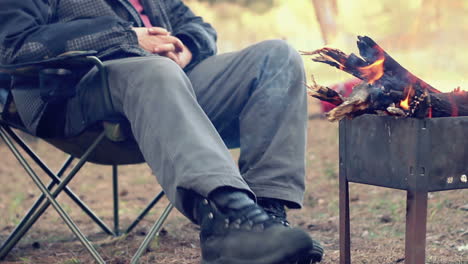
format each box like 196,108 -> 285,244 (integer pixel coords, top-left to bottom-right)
165,52 -> 181,66
153,43 -> 176,53
161,35 -> 184,52
147,27 -> 170,35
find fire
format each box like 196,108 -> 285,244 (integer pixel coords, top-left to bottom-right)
358,58 -> 384,84
399,84 -> 415,111
400,93 -> 411,110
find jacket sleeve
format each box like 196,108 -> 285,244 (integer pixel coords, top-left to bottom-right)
165,0 -> 217,70
0,0 -> 142,65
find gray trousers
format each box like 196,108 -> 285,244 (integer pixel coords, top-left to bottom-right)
66,40 -> 307,219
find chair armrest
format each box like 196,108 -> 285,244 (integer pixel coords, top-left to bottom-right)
0,51 -> 99,76
0,51 -> 114,113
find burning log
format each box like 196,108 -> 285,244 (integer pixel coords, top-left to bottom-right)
303,36 -> 468,121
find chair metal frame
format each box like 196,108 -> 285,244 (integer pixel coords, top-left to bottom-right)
0,53 -> 174,263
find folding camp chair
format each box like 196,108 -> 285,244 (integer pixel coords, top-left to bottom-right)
0,52 -> 174,264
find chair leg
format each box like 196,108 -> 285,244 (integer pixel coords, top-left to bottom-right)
130,203 -> 174,264
0,155 -> 74,253
405,190 -> 428,264
125,191 -> 165,234
2,126 -> 114,236
339,173 -> 351,264
0,131 -> 108,258
113,164 -> 120,236
0,127 -> 106,263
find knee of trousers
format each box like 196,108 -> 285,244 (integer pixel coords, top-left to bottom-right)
251,40 -> 306,95
256,39 -> 305,73
108,56 -> 194,109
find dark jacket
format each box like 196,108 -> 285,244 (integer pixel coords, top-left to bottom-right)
0,0 -> 217,135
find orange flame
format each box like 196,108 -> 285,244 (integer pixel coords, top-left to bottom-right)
400,93 -> 411,110
399,84 -> 415,111
358,58 -> 385,84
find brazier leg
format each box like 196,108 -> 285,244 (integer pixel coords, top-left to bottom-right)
405,190 -> 428,264
339,174 -> 351,264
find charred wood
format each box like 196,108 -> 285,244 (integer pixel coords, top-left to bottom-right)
303,36 -> 468,120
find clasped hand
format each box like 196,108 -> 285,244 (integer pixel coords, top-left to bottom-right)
133,27 -> 192,69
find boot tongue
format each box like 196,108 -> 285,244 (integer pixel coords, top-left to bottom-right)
209,190 -> 270,223
210,190 -> 254,210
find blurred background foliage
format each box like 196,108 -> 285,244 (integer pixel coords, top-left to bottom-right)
186,0 -> 468,92
195,0 -> 276,13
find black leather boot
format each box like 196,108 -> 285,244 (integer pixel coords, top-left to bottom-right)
258,197 -> 324,264
194,190 -> 318,264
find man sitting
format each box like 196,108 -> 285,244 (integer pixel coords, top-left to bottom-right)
0,1 -> 323,263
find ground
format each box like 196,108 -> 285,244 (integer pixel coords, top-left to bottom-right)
0,100 -> 466,264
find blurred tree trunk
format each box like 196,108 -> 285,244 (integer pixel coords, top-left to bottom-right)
312,0 -> 338,44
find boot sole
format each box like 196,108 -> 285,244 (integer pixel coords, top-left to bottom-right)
201,245 -> 313,264
201,240 -> 324,264
297,240 -> 324,264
